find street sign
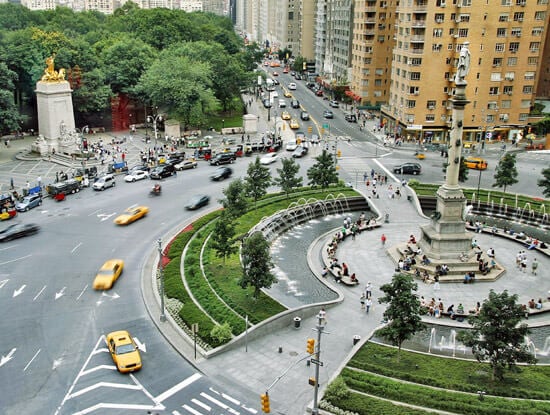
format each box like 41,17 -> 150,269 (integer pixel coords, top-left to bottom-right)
322,123 -> 329,130
310,358 -> 324,366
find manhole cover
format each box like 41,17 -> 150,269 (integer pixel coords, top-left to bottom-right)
289,351 -> 298,356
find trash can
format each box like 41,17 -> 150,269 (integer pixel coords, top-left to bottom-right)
353,335 -> 361,346
294,317 -> 302,328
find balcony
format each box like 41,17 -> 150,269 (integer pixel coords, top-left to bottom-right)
410,35 -> 426,42
412,20 -> 427,27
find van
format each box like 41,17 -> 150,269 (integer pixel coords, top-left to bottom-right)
92,174 -> 116,191
464,157 -> 488,170
279,99 -> 286,108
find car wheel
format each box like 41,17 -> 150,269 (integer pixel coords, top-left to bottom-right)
413,171 -> 418,175
132,178 -> 136,182
230,160 -> 234,164
25,207 -> 29,212
76,188 -> 80,192
113,182 -> 116,186
38,200 -> 42,206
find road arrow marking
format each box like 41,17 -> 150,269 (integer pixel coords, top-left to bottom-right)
101,292 -> 120,300
13,285 -> 26,297
97,213 -> 116,221
0,348 -> 16,367
33,285 -> 47,301
133,337 -> 146,353
55,287 -> 66,300
0,279 -> 9,289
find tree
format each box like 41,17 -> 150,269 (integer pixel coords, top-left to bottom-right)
0,61 -> 23,134
307,150 -> 339,189
492,153 -> 518,193
220,178 -> 248,219
274,157 -> 302,197
457,290 -> 535,381
245,157 -> 271,207
71,68 -> 113,113
240,232 -> 276,298
378,273 -> 425,359
537,167 -> 550,198
210,211 -> 237,264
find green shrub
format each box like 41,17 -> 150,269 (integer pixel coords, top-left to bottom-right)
210,322 -> 233,343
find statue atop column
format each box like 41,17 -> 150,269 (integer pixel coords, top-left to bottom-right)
454,42 -> 471,86
41,54 -> 66,82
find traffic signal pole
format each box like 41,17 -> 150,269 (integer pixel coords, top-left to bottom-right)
311,311 -> 326,415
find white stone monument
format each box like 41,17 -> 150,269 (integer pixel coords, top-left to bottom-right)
32,54 -> 79,156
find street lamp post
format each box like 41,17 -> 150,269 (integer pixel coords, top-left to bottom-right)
158,238 -> 166,322
147,113 -> 163,148
476,168 -> 483,201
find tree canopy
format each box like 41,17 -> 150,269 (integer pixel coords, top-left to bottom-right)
274,157 -> 303,197
537,167 -> 550,198
244,157 -> 272,207
492,153 -> 519,193
240,232 -> 276,298
307,150 -> 339,189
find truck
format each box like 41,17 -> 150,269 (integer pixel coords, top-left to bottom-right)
46,179 -> 82,197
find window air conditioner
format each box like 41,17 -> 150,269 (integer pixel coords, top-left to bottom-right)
507,91 -> 513,95
428,105 -> 435,109
441,2 -> 446,6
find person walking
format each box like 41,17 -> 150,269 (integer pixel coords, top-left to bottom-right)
365,282 -> 372,299
365,297 -> 373,314
381,234 -> 387,245
531,258 -> 538,275
360,293 -> 366,310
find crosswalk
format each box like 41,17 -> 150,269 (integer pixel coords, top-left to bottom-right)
174,386 -> 258,415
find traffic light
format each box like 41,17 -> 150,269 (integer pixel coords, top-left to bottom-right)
306,338 -> 315,354
308,126 -> 313,134
261,393 -> 270,413
309,377 -> 317,386
337,150 -> 342,158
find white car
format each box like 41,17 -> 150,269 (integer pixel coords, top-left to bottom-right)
124,170 -> 149,182
260,153 -> 279,165
286,140 -> 298,151
288,83 -> 297,90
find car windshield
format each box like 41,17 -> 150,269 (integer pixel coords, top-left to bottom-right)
97,269 -> 114,277
115,343 -> 135,355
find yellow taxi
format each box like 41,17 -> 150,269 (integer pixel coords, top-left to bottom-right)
284,91 -> 292,98
281,111 -> 291,120
93,259 -> 124,290
289,119 -> 300,129
106,330 -> 142,373
114,206 -> 149,225
464,157 -> 488,170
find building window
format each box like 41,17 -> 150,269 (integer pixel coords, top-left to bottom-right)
375,68 -> 384,75
505,72 -> 515,80
486,114 -> 495,122
507,57 -> 517,65
510,27 -> 522,36
527,57 -> 538,65
409,86 -> 419,94
519,113 -> 529,121
432,44 -> 442,52
426,114 -> 435,122
489,86 -> 500,95
410,72 -> 421,80
427,100 -> 436,109
495,43 -> 505,52
496,28 -> 507,37
433,28 -> 443,37
435,13 -> 445,22
531,27 -> 543,36
487,101 -> 498,109
537,0 -> 548,4
492,58 -> 503,67
501,100 -> 511,108
447,43 -> 454,50
520,99 -> 531,108
459,28 -> 469,37
522,85 -> 533,93
499,13 -> 509,21
524,71 -> 535,80
534,11 -> 546,20
411,58 -> 422,65
513,12 -> 524,20
499,113 -> 509,122
491,73 -> 502,81
406,100 -> 416,108
529,42 -> 540,52
509,42 -> 520,52
501,0 -> 511,5
503,86 -> 514,94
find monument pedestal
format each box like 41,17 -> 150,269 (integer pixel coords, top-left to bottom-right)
418,185 -> 472,260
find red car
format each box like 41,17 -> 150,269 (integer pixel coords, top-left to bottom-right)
316,90 -> 324,97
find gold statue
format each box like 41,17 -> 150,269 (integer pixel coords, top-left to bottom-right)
41,54 -> 66,82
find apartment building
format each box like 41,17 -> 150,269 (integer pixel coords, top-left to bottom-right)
376,0 -> 549,143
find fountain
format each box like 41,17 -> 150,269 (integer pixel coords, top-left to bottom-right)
428,327 -> 436,353
524,336 -> 537,359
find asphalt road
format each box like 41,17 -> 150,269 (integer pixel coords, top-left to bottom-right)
1,68 -> 547,415
0,159 -> 262,415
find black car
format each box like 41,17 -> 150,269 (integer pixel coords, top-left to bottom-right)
300,111 -> 310,121
130,163 -> 150,173
393,163 -> 422,175
210,153 -> 236,166
150,164 -> 176,179
185,195 -> 210,210
262,99 -> 272,109
210,167 -> 233,181
291,99 -> 300,109
323,110 -> 334,119
0,223 -> 40,242
344,113 -> 357,123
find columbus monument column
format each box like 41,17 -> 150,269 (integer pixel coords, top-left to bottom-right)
33,54 -> 79,156
418,42 -> 473,259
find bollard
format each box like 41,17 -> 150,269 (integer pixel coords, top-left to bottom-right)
384,213 -> 389,223
293,316 -> 302,329
353,335 -> 361,346
278,346 -> 283,353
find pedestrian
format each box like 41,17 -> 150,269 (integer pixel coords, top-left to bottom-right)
365,298 -> 373,314
433,275 -> 440,291
381,234 -> 387,245
37,176 -> 42,189
360,293 -> 366,309
10,177 -> 14,189
26,180 -> 30,190
365,282 -> 372,299
532,258 -> 538,275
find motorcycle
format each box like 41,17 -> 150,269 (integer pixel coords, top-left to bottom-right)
149,186 -> 162,197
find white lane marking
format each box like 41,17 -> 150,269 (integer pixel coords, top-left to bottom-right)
76,284 -> 88,300
101,291 -> 120,300
88,208 -> 102,217
80,365 -> 117,376
54,336 -> 106,415
13,284 -> 26,297
33,285 -> 46,301
97,213 -> 116,221
0,348 -> 16,367
182,404 -> 204,415
210,387 -> 241,406
133,337 -> 146,353
71,242 -> 83,254
200,392 -> 233,412
73,402 -> 165,415
55,286 -> 66,300
155,373 -> 202,403
68,381 -> 142,399
242,405 -> 258,414
130,373 -> 157,404
0,254 -> 32,266
23,349 -> 41,371
191,398 -> 211,411
0,279 -> 9,289
173,411 -> 182,415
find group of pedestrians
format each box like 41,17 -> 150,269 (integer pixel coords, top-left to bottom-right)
360,282 -> 374,314
516,250 -> 538,275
